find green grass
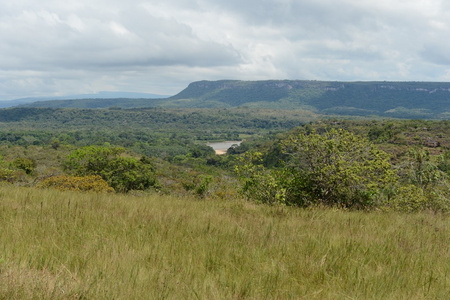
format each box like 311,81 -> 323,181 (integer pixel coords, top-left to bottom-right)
0,185 -> 449,299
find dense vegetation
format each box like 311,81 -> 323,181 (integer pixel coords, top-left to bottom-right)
0,106 -> 448,211
236,124 -> 449,212
20,80 -> 450,119
0,107 -> 315,159
236,129 -> 397,208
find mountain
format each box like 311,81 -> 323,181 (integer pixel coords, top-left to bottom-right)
168,80 -> 450,118
16,80 -> 450,119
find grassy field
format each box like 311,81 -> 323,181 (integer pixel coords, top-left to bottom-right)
0,185 -> 449,299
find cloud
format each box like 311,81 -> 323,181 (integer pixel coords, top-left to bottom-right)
0,6 -> 240,71
1,0 -> 450,99
420,45 -> 450,66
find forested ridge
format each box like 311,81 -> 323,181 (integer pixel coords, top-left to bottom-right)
0,107 -> 313,130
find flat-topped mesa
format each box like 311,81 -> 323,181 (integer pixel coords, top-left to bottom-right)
14,80 -> 450,118
168,80 -> 450,118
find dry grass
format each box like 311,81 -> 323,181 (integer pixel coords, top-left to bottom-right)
0,185 -> 449,299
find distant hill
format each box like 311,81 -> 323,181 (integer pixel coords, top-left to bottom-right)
2,91 -> 169,108
19,98 -> 165,109
18,80 -> 450,119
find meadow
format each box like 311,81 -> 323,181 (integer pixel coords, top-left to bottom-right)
0,185 -> 448,299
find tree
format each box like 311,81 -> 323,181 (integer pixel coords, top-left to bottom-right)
235,151 -> 288,205
281,128 -> 397,207
437,150 -> 450,176
64,145 -> 124,176
236,129 -> 398,208
407,148 -> 444,189
102,156 -> 157,193
64,146 -> 157,192
51,138 -> 61,150
13,157 -> 36,175
396,148 -> 450,212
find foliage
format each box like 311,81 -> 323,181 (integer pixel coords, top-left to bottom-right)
37,175 -> 114,193
0,168 -> 16,183
406,148 -> 446,189
437,150 -> 450,175
367,123 -> 394,142
235,152 -> 288,205
181,173 -> 214,198
0,155 -> 17,183
388,184 -> 428,212
237,129 -> 398,208
392,148 -> 450,212
285,129 -> 398,208
50,138 -> 61,150
0,107 -> 312,160
0,107 -> 309,134
189,144 -> 215,158
102,157 -> 157,193
194,175 -> 213,197
64,146 -> 157,192
64,145 -> 125,176
13,157 -> 36,175
0,105 -> 448,212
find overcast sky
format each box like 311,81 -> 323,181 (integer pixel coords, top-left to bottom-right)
1,0 -> 450,100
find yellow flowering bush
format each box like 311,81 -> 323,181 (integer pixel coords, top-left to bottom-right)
38,175 -> 114,193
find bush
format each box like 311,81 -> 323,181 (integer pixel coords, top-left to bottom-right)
0,168 -> 16,183
13,158 -> 36,175
388,183 -> 450,213
102,157 -> 157,193
64,146 -> 124,176
281,129 -> 398,208
195,175 -> 212,197
389,184 -> 428,212
235,152 -> 288,205
236,129 -> 398,209
64,146 -> 158,192
37,175 -> 114,193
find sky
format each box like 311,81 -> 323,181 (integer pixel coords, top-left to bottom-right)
1,0 -> 450,100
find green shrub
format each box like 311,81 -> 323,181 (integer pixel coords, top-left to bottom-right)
64,146 -> 158,192
102,157 -> 157,193
235,152 -> 288,205
236,129 -> 398,209
0,168 -> 16,183
13,158 -> 36,175
389,184 -> 428,212
195,175 -> 212,197
388,183 -> 450,213
64,145 -> 124,176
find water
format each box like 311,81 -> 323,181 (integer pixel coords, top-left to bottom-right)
207,141 -> 242,154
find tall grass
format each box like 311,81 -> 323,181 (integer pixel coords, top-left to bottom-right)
0,185 -> 448,299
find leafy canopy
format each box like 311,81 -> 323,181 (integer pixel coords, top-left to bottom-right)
236,128 -> 398,208
64,145 -> 157,192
